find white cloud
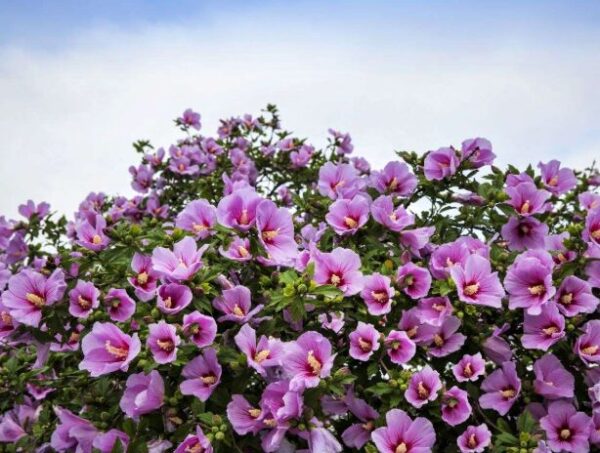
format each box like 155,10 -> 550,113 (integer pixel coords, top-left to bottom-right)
0,14 -> 598,218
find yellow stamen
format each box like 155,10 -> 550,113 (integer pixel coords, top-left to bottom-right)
500,388 -> 515,399
137,272 -> 148,284
92,234 -> 102,245
77,295 -> 91,309
467,434 -> 477,448
248,408 -> 261,418
156,339 -> 174,352
592,228 -> 600,240
232,304 -> 245,317
307,350 -> 322,375
254,349 -> 270,363
26,293 -> 45,308
417,381 -> 429,398
362,421 -> 374,431
561,293 -> 573,305
542,326 -> 559,335
105,341 -> 128,359
263,418 -> 277,428
344,217 -> 358,228
433,334 -> 444,347
262,230 -> 279,241
395,443 -> 407,453
201,374 -> 216,385
69,332 -> 80,343
560,428 -> 571,440
406,326 -> 418,338
528,284 -> 545,296
520,200 -> 531,214
330,274 -> 341,286
389,177 -> 399,191
433,303 -> 446,312
1,311 -> 12,324
193,223 -> 207,232
371,290 -> 388,302
185,442 -> 203,453
463,362 -> 473,377
548,176 -> 559,186
239,209 -> 249,225
582,345 -> 599,355
237,245 -> 249,257
463,283 -> 480,296
358,338 -> 372,352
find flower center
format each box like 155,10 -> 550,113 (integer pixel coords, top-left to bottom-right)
548,176 -> 559,186
92,234 -> 102,245
69,331 -> 80,343
105,341 -> 128,359
248,408 -> 261,419
560,428 -> 571,440
232,304 -> 245,317
157,339 -> 174,351
254,349 -> 270,363
542,325 -> 559,335
26,293 -> 45,308
519,224 -> 530,234
417,381 -> 429,399
137,272 -> 148,284
185,441 -> 204,453
237,245 -> 249,257
263,418 -> 277,428
1,311 -> 12,324
371,290 -> 388,302
395,443 -> 407,453
560,292 -> 573,305
433,334 -> 444,347
433,303 -> 446,312
193,223 -> 207,232
528,284 -> 546,296
406,326 -> 418,338
344,216 -> 358,229
446,397 -> 458,408
163,297 -> 173,308
463,282 -> 480,296
307,350 -> 322,375
463,362 -> 473,377
239,209 -> 249,226
358,337 -> 372,352
500,388 -> 515,399
201,374 -> 217,385
467,434 -> 477,448
77,295 -> 91,309
262,229 -> 279,242
582,344 -> 599,355
520,200 -> 531,214
330,274 -> 342,286
592,228 -> 600,240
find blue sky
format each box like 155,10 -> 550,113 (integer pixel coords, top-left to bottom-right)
0,1 -> 599,217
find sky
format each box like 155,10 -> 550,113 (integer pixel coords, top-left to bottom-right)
0,1 -> 599,218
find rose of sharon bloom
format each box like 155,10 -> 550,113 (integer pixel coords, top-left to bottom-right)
76,214 -> 110,251
325,196 -> 370,236
313,247 -> 364,296
370,195 -> 415,232
405,365 -> 442,408
479,361 -> 521,415
533,354 -> 574,399
505,251 -> 555,315
256,199 -> 298,265
482,325 -> 513,365
540,401 -> 592,453
584,209 -> 600,248
371,408 -> 436,453
416,296 -> 452,327
555,275 -> 598,317
574,320 -> 600,365
68,280 -> 100,318
175,199 -> 217,239
104,288 -> 136,322
501,216 -> 549,251
384,330 -> 416,365
538,160 -> 577,195
441,386 -> 472,426
219,236 -> 252,262
79,322 -> 141,377
174,426 -> 213,453
453,353 -> 486,382
2,269 -> 66,327
396,262 -> 431,299
369,161 -> 417,196
341,391 -> 379,449
522,302 -> 565,350
50,407 -> 98,452
157,283 -> 192,315
424,147 -> 460,181
182,311 -> 217,348
506,182 -> 551,216
93,429 -> 129,453
348,322 -> 380,361
0,402 -> 39,443
457,424 -> 492,453
128,252 -> 159,302
234,323 -> 284,377
119,370 -> 164,418
179,108 -> 201,130
428,316 -> 466,357
151,236 -> 208,282
461,137 -> 495,168
147,321 -> 181,364
317,162 -> 365,200
216,188 -> 263,231
451,254 -> 505,308
212,285 -> 263,324
18,199 -> 50,219
360,273 -> 395,315
226,394 -> 264,436
429,240 -> 470,280
284,331 -> 335,391
180,348 -> 222,401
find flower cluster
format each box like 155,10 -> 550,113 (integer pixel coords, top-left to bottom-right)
0,104 -> 599,453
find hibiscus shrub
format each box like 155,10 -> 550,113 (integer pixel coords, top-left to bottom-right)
1,105 -> 600,453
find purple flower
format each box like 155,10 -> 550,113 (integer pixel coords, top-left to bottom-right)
290,144 -> 314,168
313,247 -> 364,296
371,408 -> 436,453
147,321 -> 180,364
317,162 -> 365,200
555,275 -> 598,317
384,330 -> 416,364
506,182 -> 551,216
405,365 -> 442,408
216,188 -> 263,231
399,307 -> 437,345
319,311 -> 345,333
400,226 -> 436,255
2,269 -> 66,327
234,324 -> 284,376
256,199 -> 298,265
575,320 -> 600,364
93,430 -> 129,453
580,191 -> 600,211
505,251 -> 555,315
120,370 -> 164,418
76,214 -> 110,251
396,262 -> 431,299
457,424 -> 492,453
50,407 -> 98,452
212,285 -> 263,324
461,137 -> 495,168
100,288 -> 134,322
349,322 -> 381,361
179,108 -> 201,130
538,160 -> 577,195
430,241 -> 470,280
482,326 -> 513,364
129,164 -> 154,193
18,200 -> 50,219
326,196 -> 370,235
283,331 -> 335,391
219,236 -> 252,261
180,348 -> 222,401
584,208 -> 600,248
522,302 -> 565,350
79,322 -> 141,376
182,311 -> 217,348
227,394 -> 265,435
416,296 -> 453,327
371,195 -> 415,232
441,386 -> 472,426
175,199 -> 217,239
424,147 -> 460,181
68,280 -> 100,318
540,401 -> 592,453
0,402 -> 39,443
451,254 -> 505,308
151,236 -> 208,282
533,354 -> 574,399
157,283 -> 192,315
328,129 -> 354,154
479,361 -> 521,415
453,353 -> 486,382
501,216 -> 549,251
128,252 -> 159,302
341,392 -> 379,449
428,316 -> 466,357
369,161 -> 417,196
174,426 -> 213,453
360,273 -> 395,315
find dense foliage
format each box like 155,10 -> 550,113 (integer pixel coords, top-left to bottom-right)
1,105 -> 599,453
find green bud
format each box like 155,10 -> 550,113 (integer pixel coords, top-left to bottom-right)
296,283 -> 308,294
215,432 -> 225,441
211,426 -> 219,433
219,424 -> 228,432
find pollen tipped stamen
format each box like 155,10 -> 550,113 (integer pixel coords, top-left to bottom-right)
201,374 -> 217,385
193,223 -> 207,232
237,245 -> 249,257
248,408 -> 261,419
433,303 -> 446,312
548,176 -> 559,186
528,284 -> 546,296
592,228 -> 600,240
358,337 -> 372,352
92,234 -> 102,245
371,290 -> 388,302
406,326 -> 418,338
542,325 -> 559,336
582,344 -> 599,355
330,274 -> 341,286
417,381 -> 429,399
185,442 -> 203,453
463,282 -> 480,297
254,349 -> 270,363
520,200 -> 531,214
232,304 -> 245,317
77,295 -> 91,309
307,350 -> 322,375
560,293 -> 573,305
433,334 -> 445,347
26,293 -> 45,308
105,341 -> 128,359
463,362 -> 473,377
1,311 -> 12,324
344,216 -> 358,229
156,339 -> 175,352
560,428 -> 571,440
395,442 -> 407,453
137,272 -> 148,284
500,388 -> 516,399
467,434 -> 477,448
239,209 -> 249,226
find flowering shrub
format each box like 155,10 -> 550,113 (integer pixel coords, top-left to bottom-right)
1,105 -> 600,453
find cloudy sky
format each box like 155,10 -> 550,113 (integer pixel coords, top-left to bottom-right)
0,1 -> 599,218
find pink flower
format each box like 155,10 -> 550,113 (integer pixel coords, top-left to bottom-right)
212,285 -> 263,324
574,320 -> 600,365
538,160 -> 577,195
370,195 -> 415,232
457,424 -> 492,453
325,196 -> 370,235
256,199 -> 298,265
405,365 -> 442,408
505,251 -> 555,315
453,353 -> 485,382
151,236 -> 208,282
283,331 -> 335,391
104,288 -> 136,322
179,108 -> 201,130
451,254 -> 505,308
175,199 -> 217,239
441,386 -> 472,426
369,161 -> 417,196
533,354 -> 574,399
174,426 -> 213,453
68,280 -> 100,318
128,253 -> 159,301
540,401 -> 592,453
76,214 -> 110,251
216,188 -> 263,231
182,311 -> 217,348
348,322 -> 380,361
371,409 -> 436,453
555,275 -> 598,317
506,182 -> 551,216
384,330 -> 416,365
234,324 -> 284,377
317,162 -> 365,200
157,283 -> 192,315
416,296 -> 453,327
119,370 -> 164,419
501,216 -> 549,251
313,247 -> 364,296
147,321 -> 181,364
396,262 -> 431,299
522,302 -> 565,350
424,147 -> 460,181
219,236 -> 252,262
461,137 -> 495,168
360,273 -> 395,315
479,361 -> 521,415
427,316 -> 466,357
180,348 -> 222,401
